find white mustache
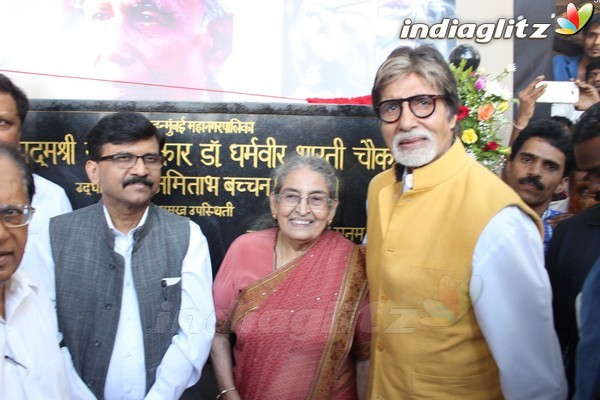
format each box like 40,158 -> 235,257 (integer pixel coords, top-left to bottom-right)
393,130 -> 433,145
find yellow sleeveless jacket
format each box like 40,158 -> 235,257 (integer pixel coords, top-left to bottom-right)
366,140 -> 541,400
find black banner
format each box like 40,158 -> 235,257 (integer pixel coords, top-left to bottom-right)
23,100 -> 388,273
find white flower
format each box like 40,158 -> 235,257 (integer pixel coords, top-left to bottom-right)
504,64 -> 517,73
500,87 -> 513,100
484,80 -> 502,96
485,80 -> 512,100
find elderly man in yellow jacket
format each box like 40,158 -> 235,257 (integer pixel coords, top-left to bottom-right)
365,45 -> 566,400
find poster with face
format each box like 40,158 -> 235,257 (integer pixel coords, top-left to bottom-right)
0,0 -> 455,102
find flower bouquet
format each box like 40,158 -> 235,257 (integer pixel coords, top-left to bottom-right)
449,59 -> 514,173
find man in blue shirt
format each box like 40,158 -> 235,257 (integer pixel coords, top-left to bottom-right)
554,13 -> 600,81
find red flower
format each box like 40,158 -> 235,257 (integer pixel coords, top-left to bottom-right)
483,141 -> 499,151
457,105 -> 469,121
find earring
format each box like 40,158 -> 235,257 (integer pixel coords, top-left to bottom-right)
272,214 -> 277,219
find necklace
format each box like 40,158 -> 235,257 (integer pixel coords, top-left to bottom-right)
273,231 -> 318,271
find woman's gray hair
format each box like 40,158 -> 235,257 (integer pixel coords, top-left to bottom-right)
271,154 -> 339,199
371,45 -> 461,135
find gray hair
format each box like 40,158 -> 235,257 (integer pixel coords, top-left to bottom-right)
371,45 -> 460,135
271,154 -> 339,199
71,0 -> 227,26
0,142 -> 35,203
204,0 -> 228,22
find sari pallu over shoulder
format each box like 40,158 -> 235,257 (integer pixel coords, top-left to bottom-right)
227,230 -> 369,400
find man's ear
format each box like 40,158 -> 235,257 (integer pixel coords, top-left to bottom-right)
85,160 -> 100,185
449,113 -> 458,131
504,158 -> 513,174
555,176 -> 570,195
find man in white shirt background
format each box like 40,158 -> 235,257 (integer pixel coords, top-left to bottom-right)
0,73 -> 72,277
503,118 -> 574,253
0,142 -> 92,399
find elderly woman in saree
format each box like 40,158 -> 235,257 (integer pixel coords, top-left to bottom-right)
211,155 -> 370,400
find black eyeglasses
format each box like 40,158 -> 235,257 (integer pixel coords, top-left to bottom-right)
97,153 -> 164,169
0,204 -> 36,228
374,94 -> 445,123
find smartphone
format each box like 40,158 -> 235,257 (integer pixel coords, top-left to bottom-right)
535,81 -> 579,103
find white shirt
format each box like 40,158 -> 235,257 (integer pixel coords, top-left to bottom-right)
472,207 -> 567,399
549,198 -> 570,213
551,103 -> 584,124
0,271 -> 94,400
19,174 -> 72,276
104,207 -> 148,400
34,205 -> 216,400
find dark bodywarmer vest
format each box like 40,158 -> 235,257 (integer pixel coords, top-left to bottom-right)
50,202 -> 190,398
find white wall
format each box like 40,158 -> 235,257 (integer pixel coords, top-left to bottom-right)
457,0 -> 515,143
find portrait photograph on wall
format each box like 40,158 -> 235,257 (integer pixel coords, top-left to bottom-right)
1,0 -> 455,102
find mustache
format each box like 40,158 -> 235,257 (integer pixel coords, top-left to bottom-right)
122,176 -> 154,188
395,130 -> 433,142
518,175 -> 545,190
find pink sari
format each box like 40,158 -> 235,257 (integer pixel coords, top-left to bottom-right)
213,229 -> 369,400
